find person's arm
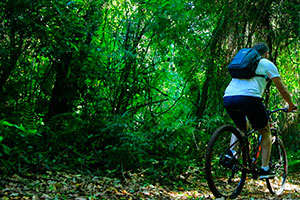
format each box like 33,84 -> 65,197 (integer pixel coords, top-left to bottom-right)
272,77 -> 297,111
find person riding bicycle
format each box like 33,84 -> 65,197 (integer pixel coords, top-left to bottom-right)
223,42 -> 297,179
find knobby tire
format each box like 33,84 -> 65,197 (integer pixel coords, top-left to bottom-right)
205,125 -> 247,199
266,137 -> 288,195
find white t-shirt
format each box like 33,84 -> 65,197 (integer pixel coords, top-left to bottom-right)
224,58 -> 280,98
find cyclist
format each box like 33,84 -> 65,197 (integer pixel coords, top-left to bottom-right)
223,42 -> 297,179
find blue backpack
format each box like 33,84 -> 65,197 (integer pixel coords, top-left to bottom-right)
228,48 -> 266,79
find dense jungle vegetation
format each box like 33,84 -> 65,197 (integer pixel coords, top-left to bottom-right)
0,0 -> 299,185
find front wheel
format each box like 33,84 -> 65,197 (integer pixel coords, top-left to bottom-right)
205,125 -> 247,199
266,137 -> 288,195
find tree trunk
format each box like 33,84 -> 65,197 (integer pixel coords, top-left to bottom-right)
195,2 -> 230,120
47,53 -> 74,119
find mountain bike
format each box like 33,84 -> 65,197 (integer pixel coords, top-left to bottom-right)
205,108 -> 293,199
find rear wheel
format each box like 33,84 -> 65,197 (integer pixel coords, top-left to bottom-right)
266,137 -> 287,195
205,125 -> 247,199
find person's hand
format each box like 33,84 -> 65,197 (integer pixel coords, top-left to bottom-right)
288,104 -> 297,112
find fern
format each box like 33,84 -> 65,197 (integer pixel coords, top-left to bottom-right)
22,102 -> 36,128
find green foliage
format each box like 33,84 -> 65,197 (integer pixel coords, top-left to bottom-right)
0,0 -> 299,181
288,150 -> 300,172
0,120 -> 41,174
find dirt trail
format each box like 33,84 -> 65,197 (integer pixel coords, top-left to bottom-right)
0,172 -> 300,199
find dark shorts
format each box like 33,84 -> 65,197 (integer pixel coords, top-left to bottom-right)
223,96 -> 268,130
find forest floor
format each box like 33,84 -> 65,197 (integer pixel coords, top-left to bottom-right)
0,170 -> 300,199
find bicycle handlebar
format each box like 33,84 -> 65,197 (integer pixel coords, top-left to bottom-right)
269,107 -> 297,114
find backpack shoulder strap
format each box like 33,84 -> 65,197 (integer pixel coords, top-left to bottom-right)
254,58 -> 268,79
255,74 -> 268,78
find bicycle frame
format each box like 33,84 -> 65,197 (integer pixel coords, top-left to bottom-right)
228,129 -> 263,177
206,107 -> 294,198
228,108 -> 286,178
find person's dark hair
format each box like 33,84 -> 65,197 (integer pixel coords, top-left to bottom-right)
253,42 -> 269,56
